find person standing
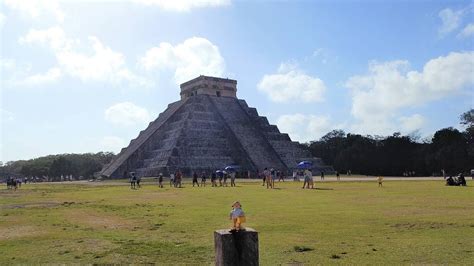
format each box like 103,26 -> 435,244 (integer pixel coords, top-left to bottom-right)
170,172 -> 175,187
230,171 -> 236,187
377,176 -> 383,187
223,171 -> 228,187
175,170 -> 182,188
130,172 -> 136,189
211,172 -> 217,187
309,169 -> 314,188
263,168 -> 272,189
136,174 -> 141,188
218,171 -> 223,186
320,171 -> 325,181
192,172 -> 200,187
270,168 -> 276,188
278,170 -> 285,182
201,172 -> 207,187
158,173 -> 163,188
336,171 -> 340,181
302,170 -> 309,189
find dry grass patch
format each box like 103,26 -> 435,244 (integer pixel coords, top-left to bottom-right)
64,209 -> 139,230
0,225 -> 45,240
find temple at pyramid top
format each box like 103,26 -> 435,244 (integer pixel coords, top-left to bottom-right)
100,75 -> 332,178
180,75 -> 237,100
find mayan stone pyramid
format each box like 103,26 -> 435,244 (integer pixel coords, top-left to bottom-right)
100,76 -> 330,178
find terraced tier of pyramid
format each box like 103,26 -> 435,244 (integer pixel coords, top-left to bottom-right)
100,76 -> 331,178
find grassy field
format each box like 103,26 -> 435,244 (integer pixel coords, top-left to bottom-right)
1,178 -> 473,264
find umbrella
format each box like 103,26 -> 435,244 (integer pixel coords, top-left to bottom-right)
224,165 -> 240,171
297,161 -> 313,169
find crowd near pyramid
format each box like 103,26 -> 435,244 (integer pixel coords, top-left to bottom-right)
100,75 -> 331,178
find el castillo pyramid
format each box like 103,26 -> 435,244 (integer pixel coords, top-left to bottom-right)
100,75 -> 330,178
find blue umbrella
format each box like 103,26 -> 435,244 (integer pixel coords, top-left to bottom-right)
297,161 -> 313,169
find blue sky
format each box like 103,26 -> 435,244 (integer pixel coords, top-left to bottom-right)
1,0 -> 473,162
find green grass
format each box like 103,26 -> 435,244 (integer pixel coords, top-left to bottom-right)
1,179 -> 473,264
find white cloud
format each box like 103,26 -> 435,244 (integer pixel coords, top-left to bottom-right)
16,67 -> 62,87
4,0 -> 64,22
100,136 -> 126,153
0,12 -> 6,28
399,114 -> 425,133
105,102 -> 152,127
458,23 -> 474,38
257,63 -> 326,103
132,0 -> 230,12
0,109 -> 15,122
19,26 -> 74,51
19,27 -> 151,87
438,8 -> 464,36
276,114 -> 333,142
139,37 -> 225,84
346,51 -> 474,135
0,58 -> 20,71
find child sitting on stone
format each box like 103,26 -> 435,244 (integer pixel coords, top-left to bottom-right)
229,201 -> 246,231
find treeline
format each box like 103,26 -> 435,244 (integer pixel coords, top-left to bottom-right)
306,109 -> 473,176
0,152 -> 115,181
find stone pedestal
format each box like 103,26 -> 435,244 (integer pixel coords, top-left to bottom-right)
214,228 -> 258,266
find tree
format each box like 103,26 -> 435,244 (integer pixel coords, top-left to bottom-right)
460,109 -> 474,128
460,109 -> 474,159
0,152 -> 115,181
431,128 -> 469,174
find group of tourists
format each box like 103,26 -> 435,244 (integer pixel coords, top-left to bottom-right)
5,177 -> 23,190
132,169 -> 239,189
446,173 -> 467,186
260,168 -> 286,188
168,171 -> 183,188
127,172 -> 141,189
190,171 -> 237,187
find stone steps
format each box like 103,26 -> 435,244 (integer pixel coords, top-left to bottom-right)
210,96 -> 287,170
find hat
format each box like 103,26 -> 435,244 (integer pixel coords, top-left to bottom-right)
231,201 -> 241,207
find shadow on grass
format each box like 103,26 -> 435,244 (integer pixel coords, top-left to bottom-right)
301,187 -> 334,190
